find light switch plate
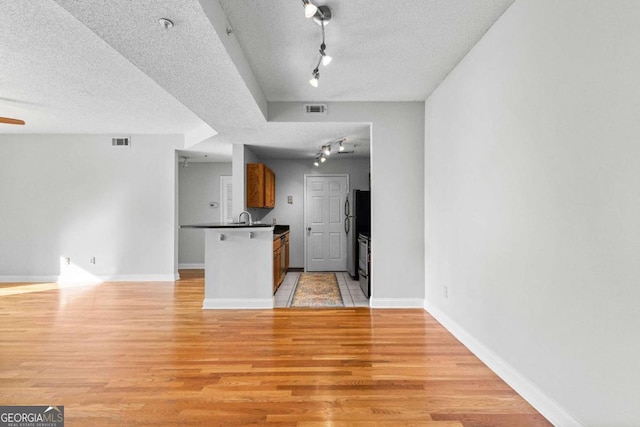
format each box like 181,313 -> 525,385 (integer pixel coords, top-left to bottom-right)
287,196 -> 293,204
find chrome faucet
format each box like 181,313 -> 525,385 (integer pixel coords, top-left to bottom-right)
238,211 -> 252,225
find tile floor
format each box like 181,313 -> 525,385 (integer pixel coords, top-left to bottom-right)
274,271 -> 370,308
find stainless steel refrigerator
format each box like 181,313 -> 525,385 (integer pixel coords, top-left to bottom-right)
344,189 -> 370,278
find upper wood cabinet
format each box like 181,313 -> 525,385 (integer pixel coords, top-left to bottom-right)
246,163 -> 275,208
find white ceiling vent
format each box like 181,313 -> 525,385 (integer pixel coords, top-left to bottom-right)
304,104 -> 327,115
111,137 -> 131,147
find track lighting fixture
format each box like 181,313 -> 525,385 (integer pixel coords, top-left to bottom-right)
312,139 -> 348,166
302,2 -> 333,87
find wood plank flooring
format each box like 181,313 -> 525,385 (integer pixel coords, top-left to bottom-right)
0,270 -> 551,426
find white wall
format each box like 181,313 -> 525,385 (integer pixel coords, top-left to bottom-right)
0,134 -> 182,281
232,144 -> 261,219
424,0 -> 640,425
260,158 -> 370,268
178,162 -> 232,266
269,102 -> 425,306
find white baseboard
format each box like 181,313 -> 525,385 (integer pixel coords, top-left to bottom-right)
202,298 -> 273,309
0,274 -> 178,283
424,301 -> 583,427
370,298 -> 425,308
0,275 -> 59,283
100,274 -> 177,282
178,263 -> 205,269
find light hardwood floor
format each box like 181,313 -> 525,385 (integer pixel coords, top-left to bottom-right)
0,270 -> 551,426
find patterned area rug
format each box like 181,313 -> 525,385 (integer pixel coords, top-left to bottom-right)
290,273 -> 344,307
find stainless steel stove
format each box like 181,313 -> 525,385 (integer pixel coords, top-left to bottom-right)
358,233 -> 370,298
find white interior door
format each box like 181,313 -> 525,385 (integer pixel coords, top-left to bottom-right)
305,175 -> 348,271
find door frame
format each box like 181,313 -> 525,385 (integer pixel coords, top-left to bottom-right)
303,174 -> 350,272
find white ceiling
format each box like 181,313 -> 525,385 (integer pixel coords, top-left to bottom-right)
1,0 -> 515,160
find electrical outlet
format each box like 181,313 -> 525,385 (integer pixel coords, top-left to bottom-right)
443,285 -> 448,298
272,218 -> 277,225
90,257 -> 96,264
288,196 -> 293,204
65,257 -> 71,265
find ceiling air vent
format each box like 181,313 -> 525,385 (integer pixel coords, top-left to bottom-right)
304,104 -> 327,115
111,137 -> 131,147
337,150 -> 355,155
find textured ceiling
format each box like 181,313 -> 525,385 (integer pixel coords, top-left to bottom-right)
0,0 -> 205,134
219,0 -> 515,101
1,0 -> 515,160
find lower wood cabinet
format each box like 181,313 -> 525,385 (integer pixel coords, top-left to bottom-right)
273,232 -> 290,294
273,237 -> 281,294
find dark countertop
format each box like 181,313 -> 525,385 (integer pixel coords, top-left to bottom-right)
273,225 -> 290,240
181,223 -> 273,229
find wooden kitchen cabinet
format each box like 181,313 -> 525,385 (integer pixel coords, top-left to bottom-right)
247,163 -> 275,208
272,231 -> 290,294
273,237 -> 281,294
284,233 -> 290,272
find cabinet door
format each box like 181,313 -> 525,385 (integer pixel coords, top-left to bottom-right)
246,163 -> 265,208
273,247 -> 280,293
265,167 -> 275,208
285,234 -> 290,271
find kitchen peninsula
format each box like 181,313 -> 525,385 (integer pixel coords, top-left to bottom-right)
181,223 -> 274,309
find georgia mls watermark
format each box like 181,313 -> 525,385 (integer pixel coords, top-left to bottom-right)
0,406 -> 64,427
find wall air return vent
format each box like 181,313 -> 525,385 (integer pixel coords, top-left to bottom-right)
111,137 -> 131,147
304,104 -> 327,115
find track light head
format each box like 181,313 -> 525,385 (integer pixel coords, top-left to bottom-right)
339,141 -> 345,151
323,145 -> 331,156
310,68 -> 320,87
319,44 -> 332,66
320,155 -> 326,163
302,0 -> 317,18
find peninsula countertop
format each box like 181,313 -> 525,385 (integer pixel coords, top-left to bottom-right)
180,223 -> 273,229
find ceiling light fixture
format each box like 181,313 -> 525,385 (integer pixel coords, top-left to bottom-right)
302,3 -> 333,87
312,138 -> 348,166
158,18 -> 174,30
302,0 -> 318,18
310,68 -> 319,87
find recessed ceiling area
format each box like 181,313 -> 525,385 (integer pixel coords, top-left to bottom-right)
218,0 -> 515,101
